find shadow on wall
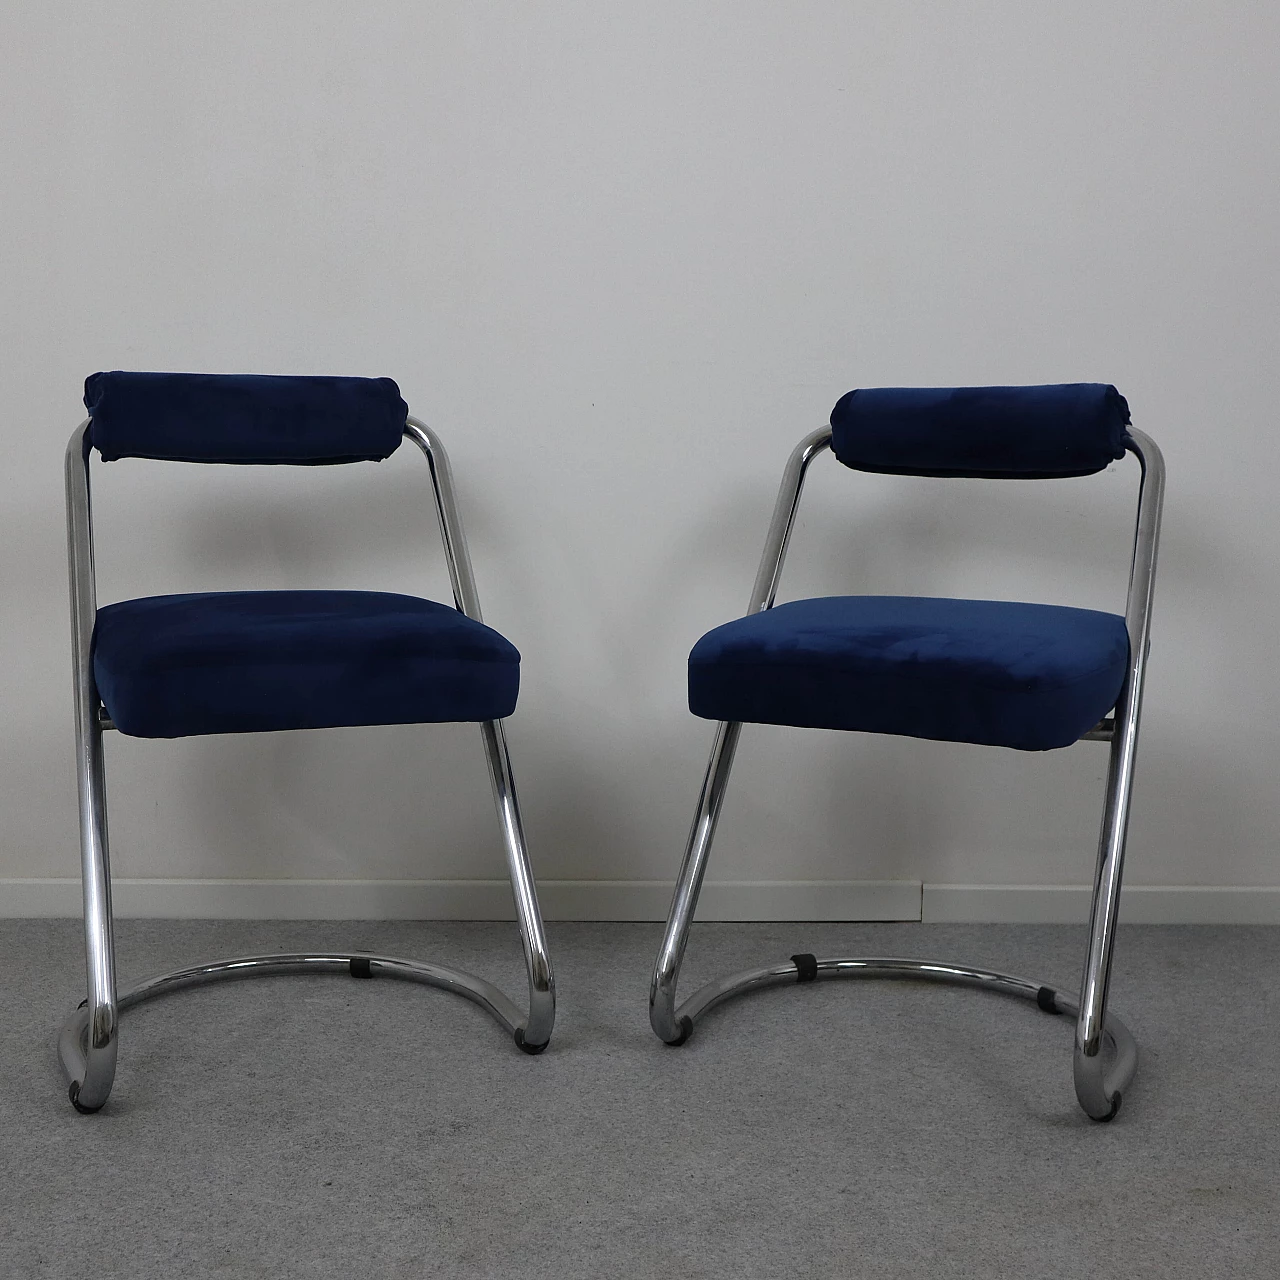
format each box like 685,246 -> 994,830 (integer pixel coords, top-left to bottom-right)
91,447 -> 464,602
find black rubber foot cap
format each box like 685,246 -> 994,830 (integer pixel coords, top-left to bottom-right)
514,1028 -> 548,1055
68,1081 -> 103,1115
1036,986 -> 1061,1015
664,1015 -> 694,1047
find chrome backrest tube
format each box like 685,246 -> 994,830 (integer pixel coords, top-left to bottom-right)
403,416 -> 485,624
1075,427 -> 1166,1064
747,427 -> 833,613
65,419 -> 119,1103
1121,428 -> 1165,675
65,422 -> 97,717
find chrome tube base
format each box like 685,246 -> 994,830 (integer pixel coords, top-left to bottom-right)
649,716 -> 1145,1123
63,423 -> 119,1114
658,954 -> 1137,1121
60,418 -> 556,1111
58,948 -> 541,1108
650,426 -> 1163,1124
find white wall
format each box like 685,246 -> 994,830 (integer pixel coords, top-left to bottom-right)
2,2 -> 1278,915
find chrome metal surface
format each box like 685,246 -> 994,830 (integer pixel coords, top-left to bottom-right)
404,417 -> 555,1049
59,952 -> 526,1089
1073,428 -> 1164,1118
58,413 -> 556,1110
683,955 -> 1057,1022
480,718 -> 556,1047
748,427 -> 832,612
650,720 -> 742,1042
650,422 -> 1161,1122
63,422 -> 117,1110
652,428 -> 830,1041
404,416 -> 484,621
680,957 -> 1131,1034
671,955 -> 1137,1113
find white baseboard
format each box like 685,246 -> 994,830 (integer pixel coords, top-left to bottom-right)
0,878 -> 923,922
922,884 -> 1280,924
4,879 -> 1277,923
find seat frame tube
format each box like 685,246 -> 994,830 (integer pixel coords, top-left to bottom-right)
650,425 -> 1164,1122
60,415 -> 555,1112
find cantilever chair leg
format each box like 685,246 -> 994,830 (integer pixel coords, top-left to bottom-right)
61,421 -> 119,1112
61,710 -> 119,1113
59,718 -> 556,1110
650,720 -> 741,1045
1074,676 -> 1146,1118
58,725 -> 557,1112
481,718 -> 555,1051
58,393 -> 557,1112
650,715 -> 1139,1120
650,406 -> 1163,1123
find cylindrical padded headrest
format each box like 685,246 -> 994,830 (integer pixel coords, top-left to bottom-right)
829,384 -> 1130,479
85,372 -> 408,464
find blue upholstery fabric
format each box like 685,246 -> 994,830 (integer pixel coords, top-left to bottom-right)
93,591 -> 519,738
829,384 -> 1130,479
85,372 -> 407,464
688,596 -> 1129,751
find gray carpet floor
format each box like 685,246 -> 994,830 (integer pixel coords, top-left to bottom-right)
1,920 -> 1276,1278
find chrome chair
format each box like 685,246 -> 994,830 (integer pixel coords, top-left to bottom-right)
61,371 -> 555,1112
650,384 -> 1163,1121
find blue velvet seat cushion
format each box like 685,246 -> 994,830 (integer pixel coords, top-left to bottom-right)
85,372 -> 408,465
688,596 -> 1129,751
93,591 -> 519,738
830,384 -> 1130,479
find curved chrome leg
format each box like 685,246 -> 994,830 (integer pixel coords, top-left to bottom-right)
58,950 -> 529,1071
62,426 -> 118,1113
1074,679 -> 1144,1120
647,721 -> 1141,1120
56,723 -> 558,1111
405,420 -> 555,1052
60,706 -> 118,1114
1073,429 -> 1162,1121
58,948 -> 542,1105
650,721 -> 742,1043
60,417 -> 557,1111
480,719 -> 556,1051
58,722 -> 556,1112
650,426 -> 1160,1122
669,953 -> 1136,1108
61,716 -> 120,1116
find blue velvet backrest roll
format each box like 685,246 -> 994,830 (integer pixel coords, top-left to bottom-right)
85,372 -> 408,464
829,384 -> 1130,479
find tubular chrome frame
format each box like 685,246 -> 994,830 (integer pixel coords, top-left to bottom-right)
650,425 -> 1164,1122
60,414 -> 555,1113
